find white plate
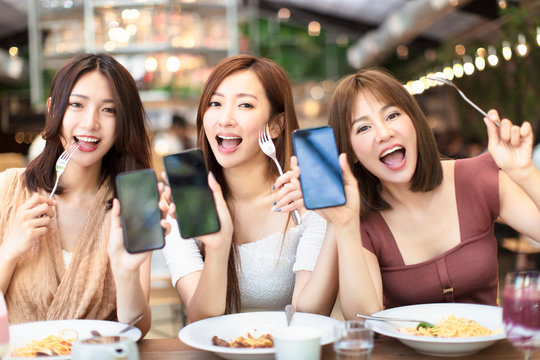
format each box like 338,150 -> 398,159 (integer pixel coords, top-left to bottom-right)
7,319 -> 142,359
366,303 -> 506,357
179,311 -> 341,360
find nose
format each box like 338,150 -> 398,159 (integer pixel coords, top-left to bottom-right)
217,104 -> 235,127
80,108 -> 100,131
374,122 -> 393,143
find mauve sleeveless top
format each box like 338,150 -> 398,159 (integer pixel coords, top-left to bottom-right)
361,152 -> 500,308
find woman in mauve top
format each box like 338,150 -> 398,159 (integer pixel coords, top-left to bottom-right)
297,68 -> 540,319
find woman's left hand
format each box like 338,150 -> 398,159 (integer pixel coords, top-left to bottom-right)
484,109 -> 534,176
107,198 -> 152,272
273,156 -> 304,213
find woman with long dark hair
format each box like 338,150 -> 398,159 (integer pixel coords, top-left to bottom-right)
0,53 -> 170,335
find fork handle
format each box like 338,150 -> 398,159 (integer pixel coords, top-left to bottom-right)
291,210 -> 302,225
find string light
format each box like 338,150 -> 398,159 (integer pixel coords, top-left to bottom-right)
487,46 -> 499,67
453,60 -> 464,78
515,34 -> 528,57
443,66 -> 454,80
502,41 -> 512,61
474,55 -> 486,71
463,56 -> 474,75
537,27 -> 540,47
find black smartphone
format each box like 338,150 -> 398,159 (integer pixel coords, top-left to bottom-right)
115,169 -> 165,253
292,126 -> 346,210
163,149 -> 220,239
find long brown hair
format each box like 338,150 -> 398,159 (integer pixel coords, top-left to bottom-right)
328,68 -> 442,218
196,55 -> 300,313
24,53 -> 151,196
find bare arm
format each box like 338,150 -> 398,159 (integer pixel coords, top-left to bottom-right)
316,154 -> 383,319
484,110 -> 540,242
174,173 -> 233,322
0,194 -> 55,294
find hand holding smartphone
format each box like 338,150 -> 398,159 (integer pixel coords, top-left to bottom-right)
292,126 -> 346,210
115,169 -> 165,253
163,149 -> 220,239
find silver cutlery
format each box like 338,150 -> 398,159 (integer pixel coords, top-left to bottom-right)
356,314 -> 435,328
427,75 -> 500,128
258,125 -> 302,225
285,304 -> 294,326
49,142 -> 79,199
118,313 -> 145,334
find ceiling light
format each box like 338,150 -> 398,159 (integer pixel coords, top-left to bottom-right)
308,21 -> 321,37
278,8 -> 290,21
455,44 -> 465,56
8,47 -> 18,57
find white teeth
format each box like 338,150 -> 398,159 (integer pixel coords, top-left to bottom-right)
76,136 -> 99,143
380,146 -> 403,158
218,135 -> 241,140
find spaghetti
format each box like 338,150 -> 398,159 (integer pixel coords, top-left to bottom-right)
11,328 -> 78,357
400,315 -> 497,338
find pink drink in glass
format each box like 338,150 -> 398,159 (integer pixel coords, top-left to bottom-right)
503,287 -> 540,351
0,292 -> 8,357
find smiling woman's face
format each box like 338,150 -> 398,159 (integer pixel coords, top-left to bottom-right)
58,70 -> 117,169
202,69 -> 271,169
349,91 -> 418,186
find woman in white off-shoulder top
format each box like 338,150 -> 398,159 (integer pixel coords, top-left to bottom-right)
162,55 -> 337,322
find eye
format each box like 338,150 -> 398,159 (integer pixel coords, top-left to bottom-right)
354,125 -> 370,134
387,111 -> 400,121
69,102 -> 83,108
102,107 -> 116,114
208,101 -> 221,107
239,103 -> 253,109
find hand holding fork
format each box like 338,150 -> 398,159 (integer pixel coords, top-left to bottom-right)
258,125 -> 302,225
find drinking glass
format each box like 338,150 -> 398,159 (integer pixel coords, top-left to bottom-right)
0,291 -> 9,359
502,271 -> 540,360
333,320 -> 373,360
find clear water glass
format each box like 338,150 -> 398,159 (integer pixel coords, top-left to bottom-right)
333,320 -> 374,360
0,291 -> 9,359
503,271 -> 540,360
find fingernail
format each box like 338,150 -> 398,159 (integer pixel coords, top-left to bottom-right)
275,208 -> 281,212
209,171 -> 215,180
271,205 -> 276,211
272,184 -> 275,190
273,201 -> 276,206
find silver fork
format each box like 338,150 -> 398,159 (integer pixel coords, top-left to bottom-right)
427,75 -> 500,128
49,142 -> 79,199
258,125 -> 302,225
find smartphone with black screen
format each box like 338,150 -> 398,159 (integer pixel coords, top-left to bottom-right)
292,126 -> 346,210
163,149 -> 220,239
116,169 -> 165,253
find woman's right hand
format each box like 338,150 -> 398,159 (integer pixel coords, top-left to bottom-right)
316,153 -> 361,227
198,172 -> 233,253
2,194 -> 55,258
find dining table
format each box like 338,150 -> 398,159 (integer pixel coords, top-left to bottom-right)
138,336 -> 540,360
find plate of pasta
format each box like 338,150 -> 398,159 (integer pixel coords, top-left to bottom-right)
6,319 -> 142,359
364,303 -> 505,357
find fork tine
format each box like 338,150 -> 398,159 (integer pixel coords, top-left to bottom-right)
61,143 -> 79,160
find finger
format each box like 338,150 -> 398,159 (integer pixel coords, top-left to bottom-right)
274,193 -> 305,212
110,198 -> 122,229
520,121 -> 533,139
483,117 -> 499,149
499,119 -> 513,142
339,153 -> 356,186
510,125 -> 521,148
208,172 -> 228,216
23,194 -> 44,210
161,219 -> 172,235
274,171 -> 294,191
161,171 -> 169,185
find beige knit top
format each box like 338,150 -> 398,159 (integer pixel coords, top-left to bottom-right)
0,168 -> 117,324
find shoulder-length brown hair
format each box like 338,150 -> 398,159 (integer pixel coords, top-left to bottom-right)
24,53 -> 151,196
196,54 -> 300,313
328,68 -> 442,219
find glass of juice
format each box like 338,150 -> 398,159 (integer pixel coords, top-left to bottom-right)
0,291 -> 8,359
502,271 -> 540,360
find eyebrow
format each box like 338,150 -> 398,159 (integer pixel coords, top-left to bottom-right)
69,94 -> 115,103
351,104 -> 394,125
212,91 -> 258,100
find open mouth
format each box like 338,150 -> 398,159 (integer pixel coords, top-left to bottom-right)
74,136 -> 100,148
216,135 -> 242,149
380,145 -> 405,167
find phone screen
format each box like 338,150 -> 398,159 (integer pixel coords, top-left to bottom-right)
292,126 -> 346,210
116,169 -> 165,253
163,149 -> 220,239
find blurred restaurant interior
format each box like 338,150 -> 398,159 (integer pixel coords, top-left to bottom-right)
0,0 -> 539,337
